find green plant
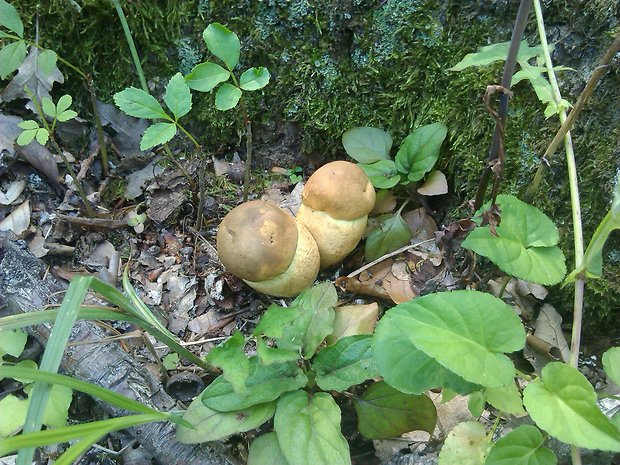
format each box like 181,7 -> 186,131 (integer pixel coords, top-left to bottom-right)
286,166 -> 303,184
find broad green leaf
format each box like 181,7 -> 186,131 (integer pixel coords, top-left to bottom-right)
359,160 -> 401,189
438,421 -> 490,465
215,83 -> 242,111
0,394 -> 28,437
354,381 -> 436,439
395,122 -> 447,182
207,331 -> 249,394
140,122 -> 177,150
0,40 -> 27,79
256,338 -> 299,365
462,195 -> 566,285
373,319 -> 478,395
0,328 -> 27,357
485,382 -> 525,415
312,335 -> 379,392
185,61 -> 230,92
275,391 -> 351,465
486,425 -> 557,465
35,128 -> 49,145
4,361 -> 37,383
56,110 -> 77,122
202,358 -> 307,412
164,72 -> 192,120
41,98 -> 56,118
37,50 -> 57,76
0,0 -> 23,36
365,211 -> 412,262
162,353 -> 179,370
56,95 -> 71,114
253,304 -> 304,340
248,432 -> 290,465
176,395 -> 275,443
449,40 -> 543,71
113,87 -> 169,120
523,362 -> 620,451
16,128 -> 37,146
291,281 -> 338,310
240,67 -> 270,91
17,120 -> 39,130
203,23 -> 240,70
468,391 -> 486,417
374,290 -> 525,388
602,347 -> 620,386
40,384 -> 72,427
325,303 -> 379,345
342,127 -> 392,163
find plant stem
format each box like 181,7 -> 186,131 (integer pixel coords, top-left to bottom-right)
239,96 -> 253,202
161,145 -> 196,191
111,0 -> 148,92
86,75 -> 109,177
474,0 -> 532,210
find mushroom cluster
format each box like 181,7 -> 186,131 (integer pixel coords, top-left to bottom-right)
216,161 -> 375,296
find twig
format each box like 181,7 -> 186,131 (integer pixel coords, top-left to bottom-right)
153,336 -> 227,350
347,239 -> 435,279
54,213 -> 128,229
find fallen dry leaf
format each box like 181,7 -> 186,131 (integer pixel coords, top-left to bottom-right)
402,207 -> 437,243
16,142 -> 62,193
326,303 -> 380,345
371,190 -> 397,216
0,113 -> 22,157
97,100 -> 147,157
28,230 -> 49,258
417,170 -> 448,196
0,180 -> 26,205
0,200 -> 30,235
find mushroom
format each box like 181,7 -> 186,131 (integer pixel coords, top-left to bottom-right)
216,200 -> 320,297
296,161 -> 376,268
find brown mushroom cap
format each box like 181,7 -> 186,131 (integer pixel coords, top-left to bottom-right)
217,200 -> 298,282
301,161 -> 376,221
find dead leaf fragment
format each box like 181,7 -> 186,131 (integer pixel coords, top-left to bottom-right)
417,170 -> 448,196
96,100 -> 147,157
28,231 -> 49,258
0,180 -> 26,205
371,190 -> 397,215
0,113 -> 22,157
326,303 -> 380,345
16,142 -> 62,193
402,207 -> 437,242
0,200 -> 31,235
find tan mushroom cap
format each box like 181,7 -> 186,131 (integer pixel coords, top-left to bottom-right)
217,200 -> 298,282
301,161 -> 376,220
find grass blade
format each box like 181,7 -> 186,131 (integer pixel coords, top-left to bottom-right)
51,432 -> 105,465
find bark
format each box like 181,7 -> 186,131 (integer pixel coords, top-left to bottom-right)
0,232 -> 241,465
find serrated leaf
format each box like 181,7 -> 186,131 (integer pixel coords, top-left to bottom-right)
438,421 -> 490,465
41,97 -> 56,118
374,290 -> 525,388
37,50 -> 57,76
256,338 -> 299,365
215,83 -> 242,110
485,382 -> 525,415
395,122 -> 447,182
202,357 -> 307,412
449,40 -> 543,71
0,40 -> 27,79
176,395 -> 275,443
164,72 -> 192,120
248,432 -> 290,465
113,87 -> 169,120
35,127 -> 48,145
0,0 -> 23,37
56,110 -> 77,122
486,425 -> 557,465
326,303 -> 379,345
602,347 -> 620,386
185,61 -> 230,92
207,331 -> 249,393
16,128 -> 37,146
139,122 -> 177,151
359,160 -> 401,189
0,328 -> 27,357
240,67 -> 270,91
203,23 -> 240,70
354,381 -> 436,439
274,391 -> 351,465
373,318 -> 478,395
462,195 -> 566,285
365,211 -> 412,262
312,335 -> 379,392
56,94 -> 72,114
342,127 -> 392,163
523,362 -> 620,451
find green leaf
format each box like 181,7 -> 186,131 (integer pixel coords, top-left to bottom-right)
185,61 -> 230,92
41,384 -> 72,427
523,362 -> 620,451
486,425 -> 557,465
602,347 -> 620,386
248,432 -> 290,465
203,23 -> 240,70
395,123 -> 447,182
462,195 -> 566,285
140,122 -> 177,151
240,67 -> 270,91
0,40 -> 27,79
256,338 -> 299,365
374,290 -> 525,388
207,331 -> 249,394
359,160 -> 401,189
164,72 -> 192,120
0,0 -> 23,36
35,128 -> 49,145
162,353 -> 179,370
0,395 -> 28,437
485,382 -> 525,415
215,83 -> 242,111
176,395 -> 275,443
373,319 -> 478,395
56,110 -> 78,122
342,127 -> 392,163
312,335 -> 379,392
365,211 -> 412,262
438,421 -> 490,465
37,50 -> 57,76
354,381 -> 436,439
468,391 -> 486,417
113,87 -> 169,120
4,361 -> 37,383
253,304 -> 304,340
56,95 -> 72,115
17,120 -> 39,130
202,357 -> 307,412
41,97 -> 56,118
275,391 -> 351,465
449,40 -> 543,71
16,128 -> 37,146
0,328 -> 27,357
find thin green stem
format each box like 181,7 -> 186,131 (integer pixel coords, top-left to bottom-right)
87,76 -> 109,177
111,0 -> 148,92
176,122 -> 201,150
